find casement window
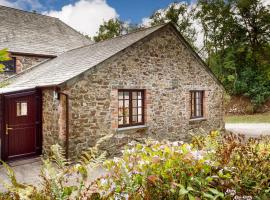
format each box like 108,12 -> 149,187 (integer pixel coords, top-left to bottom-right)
118,90 -> 145,127
0,57 -> 16,72
190,91 -> 204,119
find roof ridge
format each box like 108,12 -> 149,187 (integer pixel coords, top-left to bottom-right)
0,5 -> 57,19
56,19 -> 92,40
95,22 -> 168,43
63,23 -> 168,54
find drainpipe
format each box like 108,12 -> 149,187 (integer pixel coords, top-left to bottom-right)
58,91 -> 69,160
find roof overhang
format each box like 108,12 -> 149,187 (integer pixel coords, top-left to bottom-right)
9,51 -> 57,58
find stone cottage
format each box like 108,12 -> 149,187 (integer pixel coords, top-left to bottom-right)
0,6 -> 224,161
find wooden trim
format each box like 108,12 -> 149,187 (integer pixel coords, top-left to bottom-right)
118,89 -> 145,128
10,52 -> 56,58
0,95 -> 5,160
190,90 -> 204,119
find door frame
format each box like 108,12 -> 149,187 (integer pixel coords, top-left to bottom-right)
0,89 -> 42,161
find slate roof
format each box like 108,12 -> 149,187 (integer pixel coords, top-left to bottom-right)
0,5 -> 91,56
0,24 -> 166,93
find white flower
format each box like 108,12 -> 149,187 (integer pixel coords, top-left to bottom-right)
225,189 -> 236,196
191,150 -> 204,160
185,144 -> 192,151
100,178 -> 108,185
113,157 -> 120,162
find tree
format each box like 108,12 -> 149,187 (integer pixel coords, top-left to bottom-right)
148,2 -> 197,48
196,0 -> 270,109
93,19 -> 129,42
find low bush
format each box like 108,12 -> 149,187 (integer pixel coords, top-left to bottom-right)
0,132 -> 270,200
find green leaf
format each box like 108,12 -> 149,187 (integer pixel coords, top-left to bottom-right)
203,192 -> 215,199
179,187 -> 189,195
188,193 -> 196,200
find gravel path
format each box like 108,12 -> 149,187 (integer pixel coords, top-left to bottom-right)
225,123 -> 270,137
0,157 -> 107,192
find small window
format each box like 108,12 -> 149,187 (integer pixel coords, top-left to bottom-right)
0,57 -> 16,72
17,102 -> 28,116
118,90 -> 145,127
190,91 -> 204,119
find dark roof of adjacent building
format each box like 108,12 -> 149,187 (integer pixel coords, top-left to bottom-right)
0,23 -> 224,93
0,5 -> 91,56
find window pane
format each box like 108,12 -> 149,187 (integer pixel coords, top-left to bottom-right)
138,99 -> 142,107
124,100 -> 129,116
124,92 -> 129,99
132,99 -> 137,107
138,115 -> 142,123
118,117 -> 124,125
133,108 -> 137,115
137,92 -> 142,99
132,115 -> 138,123
21,103 -> 27,116
118,92 -> 123,100
118,100 -> 124,116
132,92 -> 137,99
138,107 -> 142,115
196,106 -> 200,116
124,99 -> 129,107
124,115 -> 129,124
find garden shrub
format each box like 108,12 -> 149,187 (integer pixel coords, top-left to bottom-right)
88,132 -> 270,199
0,132 -> 270,200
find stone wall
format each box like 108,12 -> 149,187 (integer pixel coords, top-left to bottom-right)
42,89 -> 64,155
43,26 -> 224,158
0,54 -> 48,81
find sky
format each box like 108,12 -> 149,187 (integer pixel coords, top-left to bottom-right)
0,0 -> 269,40
0,0 -> 193,36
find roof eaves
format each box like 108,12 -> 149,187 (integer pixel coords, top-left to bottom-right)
1,58 -> 53,84
10,51 -> 57,58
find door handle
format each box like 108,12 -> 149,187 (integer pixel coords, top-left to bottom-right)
6,124 -> 13,135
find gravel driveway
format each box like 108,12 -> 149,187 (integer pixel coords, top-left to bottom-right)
225,123 -> 270,137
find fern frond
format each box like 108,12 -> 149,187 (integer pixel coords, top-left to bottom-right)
78,147 -> 106,168
49,144 -> 69,168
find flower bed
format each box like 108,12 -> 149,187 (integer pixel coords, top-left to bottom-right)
1,132 -> 270,200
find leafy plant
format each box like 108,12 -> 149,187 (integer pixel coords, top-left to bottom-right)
1,133 -> 270,199
0,48 -> 10,72
0,144 -> 105,200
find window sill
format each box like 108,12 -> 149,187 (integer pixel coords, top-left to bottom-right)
116,125 -> 149,133
189,117 -> 207,122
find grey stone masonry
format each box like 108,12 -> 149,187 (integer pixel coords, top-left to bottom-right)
42,25 -> 224,158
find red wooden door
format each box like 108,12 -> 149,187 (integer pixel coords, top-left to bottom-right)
3,90 -> 42,160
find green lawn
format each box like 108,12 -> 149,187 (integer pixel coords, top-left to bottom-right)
225,112 -> 270,123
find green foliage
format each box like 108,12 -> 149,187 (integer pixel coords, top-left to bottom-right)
0,48 -> 10,72
93,19 -> 123,42
93,19 -> 138,42
0,144 -> 105,200
1,133 -> 270,199
86,132 -> 270,199
196,0 -> 270,108
149,2 -> 196,48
